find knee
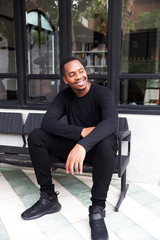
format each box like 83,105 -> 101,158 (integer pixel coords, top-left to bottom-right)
95,135 -> 117,157
28,128 -> 43,146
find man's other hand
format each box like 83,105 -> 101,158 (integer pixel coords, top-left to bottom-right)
81,127 -> 95,138
66,144 -> 86,175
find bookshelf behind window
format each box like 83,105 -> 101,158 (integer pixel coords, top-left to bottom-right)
72,41 -> 107,74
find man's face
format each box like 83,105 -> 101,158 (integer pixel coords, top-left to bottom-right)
63,60 -> 89,95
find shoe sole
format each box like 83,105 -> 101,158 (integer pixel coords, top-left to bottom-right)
22,202 -> 61,220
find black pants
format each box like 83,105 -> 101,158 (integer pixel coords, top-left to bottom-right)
28,128 -> 117,208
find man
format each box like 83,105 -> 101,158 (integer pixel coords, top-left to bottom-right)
21,56 -> 118,240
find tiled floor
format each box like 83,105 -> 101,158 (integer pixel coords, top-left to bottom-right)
0,165 -> 160,240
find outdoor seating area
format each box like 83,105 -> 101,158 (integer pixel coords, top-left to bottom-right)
0,111 -> 160,240
0,112 -> 131,212
1,1 -> 160,239
0,166 -> 160,240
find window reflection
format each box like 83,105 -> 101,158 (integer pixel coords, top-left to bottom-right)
120,79 -> 160,105
25,0 -> 59,74
89,79 -> 107,87
0,78 -> 17,100
0,0 -> 16,73
72,0 -> 108,74
28,79 -> 60,103
121,0 -> 160,74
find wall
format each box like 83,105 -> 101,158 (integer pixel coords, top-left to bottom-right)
0,109 -> 160,185
120,114 -> 160,185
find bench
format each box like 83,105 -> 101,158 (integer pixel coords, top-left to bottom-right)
0,112 -> 131,211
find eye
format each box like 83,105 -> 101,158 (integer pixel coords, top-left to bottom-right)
69,73 -> 75,77
79,69 -> 84,73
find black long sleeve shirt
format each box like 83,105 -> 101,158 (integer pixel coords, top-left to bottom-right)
41,83 -> 118,152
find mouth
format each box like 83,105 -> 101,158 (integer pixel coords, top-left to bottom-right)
75,79 -> 85,86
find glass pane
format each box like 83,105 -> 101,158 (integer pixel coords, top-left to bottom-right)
25,0 -> 59,74
0,0 -> 16,73
121,0 -> 160,73
28,79 -> 60,103
72,0 -> 108,74
0,78 -> 17,100
120,79 -> 160,105
89,79 -> 107,87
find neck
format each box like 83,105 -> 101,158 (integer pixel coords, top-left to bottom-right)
74,82 -> 91,98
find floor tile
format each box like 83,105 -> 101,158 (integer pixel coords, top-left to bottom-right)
134,182 -> 160,199
44,224 -> 83,240
139,217 -> 160,239
116,224 -> 157,240
61,205 -> 88,224
144,201 -> 160,217
22,169 -> 39,187
134,182 -> 160,192
108,197 -> 141,213
0,175 -> 24,214
107,185 -> 121,199
0,219 -> 10,240
75,174 -> 93,188
53,173 -> 91,208
4,221 -> 46,240
108,230 -> 121,240
59,194 -> 83,210
35,212 -> 70,232
106,202 -> 115,214
72,219 -> 91,240
126,182 -> 144,194
52,172 -> 80,186
128,191 -> 158,205
1,204 -> 47,240
122,206 -> 157,224
0,166 -> 160,240
106,211 -> 135,232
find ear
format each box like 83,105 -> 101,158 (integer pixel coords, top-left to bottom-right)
63,76 -> 68,85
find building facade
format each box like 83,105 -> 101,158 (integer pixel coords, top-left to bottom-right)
0,0 -> 160,184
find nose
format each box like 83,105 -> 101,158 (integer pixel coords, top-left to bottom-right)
75,72 -> 82,79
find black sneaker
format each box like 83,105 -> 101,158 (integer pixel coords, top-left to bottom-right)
21,191 -> 61,220
89,206 -> 109,240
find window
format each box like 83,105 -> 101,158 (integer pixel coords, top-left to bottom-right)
0,0 -> 160,113
0,0 -> 16,74
26,9 -> 59,74
0,78 -> 17,101
72,0 -> 108,75
0,0 -> 17,102
120,0 -> 160,106
25,0 -> 60,104
28,78 -> 60,103
120,78 -> 160,105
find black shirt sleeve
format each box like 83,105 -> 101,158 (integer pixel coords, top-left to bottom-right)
41,91 -> 83,141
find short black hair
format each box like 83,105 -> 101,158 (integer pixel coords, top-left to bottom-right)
60,56 -> 84,76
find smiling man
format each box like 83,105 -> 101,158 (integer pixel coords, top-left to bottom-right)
21,56 -> 118,240
62,59 -> 90,95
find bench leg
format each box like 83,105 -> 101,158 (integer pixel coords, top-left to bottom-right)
115,170 -> 129,212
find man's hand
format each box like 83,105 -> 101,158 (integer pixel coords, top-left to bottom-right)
81,127 -> 95,138
66,144 -> 86,175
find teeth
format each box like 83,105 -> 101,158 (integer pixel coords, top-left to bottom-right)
76,80 -> 84,85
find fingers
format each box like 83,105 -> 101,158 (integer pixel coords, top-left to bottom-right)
70,161 -> 75,175
66,145 -> 85,175
66,160 -> 70,174
74,161 -> 79,174
79,161 -> 83,174
66,159 -> 75,175
66,159 -> 83,175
